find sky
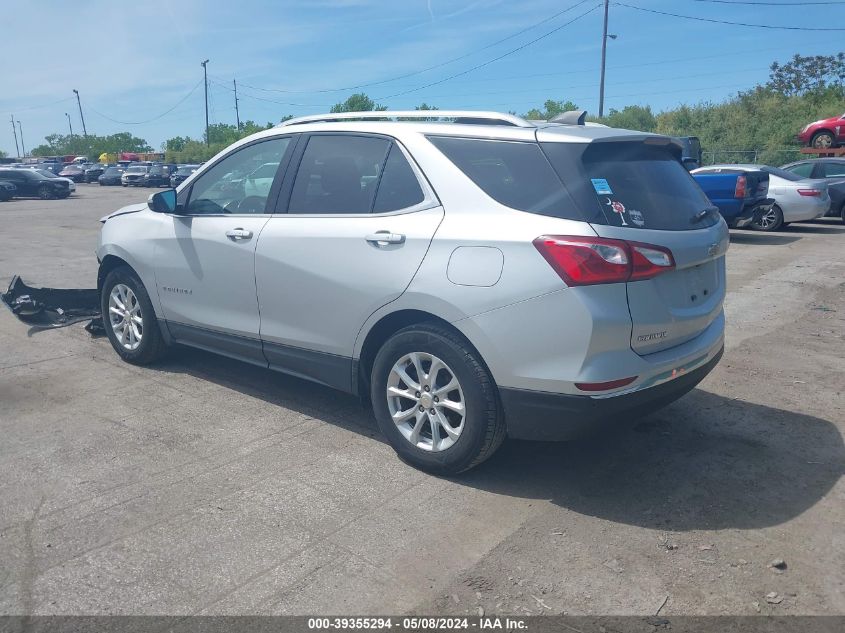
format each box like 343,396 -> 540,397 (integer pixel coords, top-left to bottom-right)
1,0 -> 842,155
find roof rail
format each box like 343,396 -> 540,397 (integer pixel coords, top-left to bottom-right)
549,110 -> 588,126
277,110 -> 534,128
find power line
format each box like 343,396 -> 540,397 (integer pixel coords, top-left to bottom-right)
615,2 -> 845,30
5,96 -> 75,113
232,0 -> 595,95
376,3 -> 603,101
208,78 -> 332,108
415,65 -> 771,100
87,79 -> 203,125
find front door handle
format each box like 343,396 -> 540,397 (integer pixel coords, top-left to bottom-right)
226,228 -> 253,241
365,231 -> 405,245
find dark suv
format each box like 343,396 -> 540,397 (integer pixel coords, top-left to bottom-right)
0,168 -> 70,199
144,163 -> 177,187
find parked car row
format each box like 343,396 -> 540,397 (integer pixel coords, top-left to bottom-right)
689,157 -> 845,230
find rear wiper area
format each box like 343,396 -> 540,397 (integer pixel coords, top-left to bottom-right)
1,275 -> 103,334
692,206 -> 719,225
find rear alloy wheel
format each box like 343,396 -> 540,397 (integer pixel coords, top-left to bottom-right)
840,203 -> 845,225
38,185 -> 53,200
751,204 -> 784,231
371,323 -> 505,474
811,131 -> 835,149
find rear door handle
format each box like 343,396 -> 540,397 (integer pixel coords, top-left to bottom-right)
365,231 -> 405,245
226,228 -> 253,241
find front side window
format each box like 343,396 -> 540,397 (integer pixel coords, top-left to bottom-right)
821,162 -> 845,178
288,135 -> 391,214
184,137 -> 291,215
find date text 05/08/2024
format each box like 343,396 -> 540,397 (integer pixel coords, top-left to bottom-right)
307,617 -> 528,630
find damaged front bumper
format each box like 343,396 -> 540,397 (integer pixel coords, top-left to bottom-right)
1,276 -> 103,334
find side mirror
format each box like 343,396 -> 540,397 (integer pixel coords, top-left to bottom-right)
148,188 -> 177,213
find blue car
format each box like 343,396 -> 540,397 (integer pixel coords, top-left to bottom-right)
691,167 -> 775,228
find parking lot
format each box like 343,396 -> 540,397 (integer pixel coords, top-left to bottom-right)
0,184 -> 843,616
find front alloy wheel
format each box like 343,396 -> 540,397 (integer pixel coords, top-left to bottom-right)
387,352 -> 466,452
108,284 -> 143,350
812,131 -> 834,149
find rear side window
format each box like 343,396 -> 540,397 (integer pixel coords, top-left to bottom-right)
784,162 -> 813,178
543,141 -> 717,231
427,136 -> 583,220
288,135 -> 391,214
373,145 -> 425,213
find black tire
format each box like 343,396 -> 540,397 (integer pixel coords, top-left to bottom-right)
751,204 -> 784,231
38,185 -> 53,200
840,203 -> 845,225
101,266 -> 167,365
811,131 -> 835,149
370,323 -> 505,474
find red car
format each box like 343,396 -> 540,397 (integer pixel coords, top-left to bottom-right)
797,112 -> 845,149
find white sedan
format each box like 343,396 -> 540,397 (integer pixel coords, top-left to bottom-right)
693,164 -> 829,231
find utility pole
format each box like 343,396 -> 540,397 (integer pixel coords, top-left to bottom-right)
17,120 -> 25,157
234,78 -> 241,130
66,112 -> 74,137
598,0 -> 609,118
201,59 -> 210,145
72,89 -> 87,136
10,114 -> 20,158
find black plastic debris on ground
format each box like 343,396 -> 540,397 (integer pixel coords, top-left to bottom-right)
1,275 -> 103,335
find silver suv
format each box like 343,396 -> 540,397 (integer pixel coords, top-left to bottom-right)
97,110 -> 727,473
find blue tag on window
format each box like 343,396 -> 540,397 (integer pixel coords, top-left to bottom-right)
591,178 -> 613,195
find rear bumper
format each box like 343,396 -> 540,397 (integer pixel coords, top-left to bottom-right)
501,347 -> 723,441
730,199 -> 774,228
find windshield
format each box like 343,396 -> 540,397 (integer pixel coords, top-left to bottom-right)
104,167 -> 124,176
126,166 -> 147,173
176,166 -> 198,175
35,169 -> 57,178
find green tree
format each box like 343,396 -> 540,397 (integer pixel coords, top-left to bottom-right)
0,149 -> 6,159
767,53 -> 845,97
597,105 -> 657,132
522,99 -> 579,120
29,132 -> 152,159
330,93 -> 387,113
415,103 -> 439,111
164,120 -> 276,163
163,136 -> 191,153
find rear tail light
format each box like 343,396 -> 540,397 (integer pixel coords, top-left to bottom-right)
734,175 -> 747,198
797,189 -> 822,197
533,236 -> 675,286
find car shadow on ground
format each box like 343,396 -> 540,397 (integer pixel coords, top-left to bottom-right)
461,387 -> 845,531
783,223 -> 845,235
155,347 -> 844,533
729,232 -> 800,246
153,346 -> 380,437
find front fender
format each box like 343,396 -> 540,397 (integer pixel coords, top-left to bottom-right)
98,212 -> 163,318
